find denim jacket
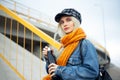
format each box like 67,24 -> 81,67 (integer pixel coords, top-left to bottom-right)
46,39 -> 99,80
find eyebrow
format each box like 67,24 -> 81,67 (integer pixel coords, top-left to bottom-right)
60,17 -> 71,21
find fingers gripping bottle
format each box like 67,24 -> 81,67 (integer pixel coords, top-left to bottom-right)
47,48 -> 61,80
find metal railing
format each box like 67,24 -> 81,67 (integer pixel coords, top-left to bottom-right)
0,0 -> 55,26
0,3 -> 61,80
0,0 -> 57,33
0,0 -> 111,79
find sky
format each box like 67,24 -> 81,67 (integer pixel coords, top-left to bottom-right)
10,0 -> 120,67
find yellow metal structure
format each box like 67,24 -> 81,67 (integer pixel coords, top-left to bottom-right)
0,4 -> 62,50
0,54 -> 25,80
0,3 -> 62,80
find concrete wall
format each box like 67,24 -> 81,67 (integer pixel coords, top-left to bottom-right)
0,33 -> 47,80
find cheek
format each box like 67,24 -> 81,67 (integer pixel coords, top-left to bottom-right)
70,23 -> 74,30
71,22 -> 75,27
61,26 -> 64,30
69,26 -> 74,32
66,25 -> 74,33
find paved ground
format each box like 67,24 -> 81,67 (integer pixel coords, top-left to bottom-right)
107,63 -> 120,80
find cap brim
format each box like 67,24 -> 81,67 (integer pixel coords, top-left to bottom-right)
55,13 -> 72,22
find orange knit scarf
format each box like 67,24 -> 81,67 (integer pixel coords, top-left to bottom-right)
43,28 -> 86,80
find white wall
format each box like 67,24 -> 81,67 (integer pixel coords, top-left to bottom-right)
0,33 -> 47,80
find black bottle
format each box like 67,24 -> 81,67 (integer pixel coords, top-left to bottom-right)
47,48 -> 56,64
47,48 -> 61,80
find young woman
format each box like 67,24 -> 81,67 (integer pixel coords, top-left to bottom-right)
43,8 -> 99,80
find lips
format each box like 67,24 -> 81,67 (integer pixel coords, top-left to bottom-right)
64,27 -> 69,31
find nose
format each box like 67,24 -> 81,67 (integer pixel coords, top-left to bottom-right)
63,21 -> 68,27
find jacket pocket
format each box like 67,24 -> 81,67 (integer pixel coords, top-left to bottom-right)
67,57 -> 81,65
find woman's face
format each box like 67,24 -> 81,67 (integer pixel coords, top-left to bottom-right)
59,16 -> 74,34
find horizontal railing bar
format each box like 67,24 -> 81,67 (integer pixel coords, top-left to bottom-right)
0,4 -> 62,50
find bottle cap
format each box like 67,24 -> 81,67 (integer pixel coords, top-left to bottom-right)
48,47 -> 51,51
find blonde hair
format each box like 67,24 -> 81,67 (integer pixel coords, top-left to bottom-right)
55,16 -> 81,38
53,16 -> 81,57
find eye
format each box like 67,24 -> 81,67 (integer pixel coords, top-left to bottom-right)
59,20 -> 64,25
66,17 -> 72,22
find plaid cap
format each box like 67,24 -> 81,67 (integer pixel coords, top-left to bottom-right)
55,8 -> 82,24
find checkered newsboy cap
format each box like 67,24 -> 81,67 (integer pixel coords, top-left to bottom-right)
55,8 -> 82,24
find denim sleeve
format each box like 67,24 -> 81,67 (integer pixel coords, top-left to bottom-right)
54,40 -> 99,80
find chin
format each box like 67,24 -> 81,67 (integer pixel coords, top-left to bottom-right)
66,31 -> 72,34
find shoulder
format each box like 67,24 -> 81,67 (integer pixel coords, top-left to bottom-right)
80,39 -> 96,50
81,39 -> 93,46
80,39 -> 98,58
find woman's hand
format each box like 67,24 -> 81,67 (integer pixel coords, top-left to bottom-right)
42,46 -> 54,59
43,46 -> 57,76
48,63 -> 58,76
42,46 -> 49,58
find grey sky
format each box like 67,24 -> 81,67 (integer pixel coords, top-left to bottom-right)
14,0 -> 120,67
